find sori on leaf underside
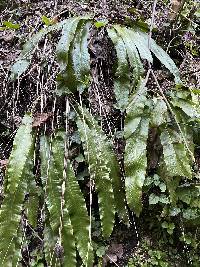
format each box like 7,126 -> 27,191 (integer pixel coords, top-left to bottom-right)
0,15 -> 199,266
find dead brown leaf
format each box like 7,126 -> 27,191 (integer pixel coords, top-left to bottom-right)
0,159 -> 9,168
32,112 -> 53,127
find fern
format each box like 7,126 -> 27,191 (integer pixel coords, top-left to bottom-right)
107,28 -> 131,111
76,110 -> 115,237
56,17 -> 91,95
56,17 -> 90,67
137,30 -> 181,84
113,25 -> 144,86
160,127 -> 193,178
72,21 -> 91,92
150,97 -> 169,127
62,205 -> 76,267
25,181 -> 39,228
65,161 -> 93,266
46,131 -> 64,234
124,79 -> 149,216
40,131 -> 93,266
0,114 -> 35,265
170,89 -> 200,120
10,21 -> 66,81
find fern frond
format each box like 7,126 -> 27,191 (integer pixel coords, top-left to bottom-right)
107,28 -> 131,111
129,30 -> 153,63
56,18 -> 91,95
62,205 -> 76,267
56,17 -> 90,70
114,25 -> 144,85
65,161 -> 93,266
124,79 -> 147,139
124,80 -> 149,216
72,21 -> 91,92
10,21 -> 65,81
0,113 -> 35,265
125,119 -> 149,217
25,181 -> 39,228
46,131 -> 64,233
5,114 -> 33,192
160,128 -> 193,178
137,31 -> 181,84
76,108 -> 116,237
40,132 -> 64,265
171,89 -> 200,120
150,97 -> 168,127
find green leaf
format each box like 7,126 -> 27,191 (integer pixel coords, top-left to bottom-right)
5,114 -> 33,193
94,20 -> 108,28
76,108 -> 116,237
56,17 -> 83,70
124,117 -> 149,216
138,31 -> 181,84
171,92 -> 200,120
124,78 -> 147,139
25,182 -> 39,228
46,131 -> 64,233
129,29 -> 153,63
10,19 -> 68,81
72,21 -> 91,92
160,128 -> 192,178
62,206 -> 76,267
149,193 -> 160,205
0,113 -> 35,265
41,131 -> 64,265
107,28 -> 130,111
41,15 -> 53,26
76,108 -> 129,224
150,97 -> 169,127
3,21 -> 20,29
65,162 -> 93,266
114,25 -> 144,86
124,79 -> 149,216
40,135 -> 51,187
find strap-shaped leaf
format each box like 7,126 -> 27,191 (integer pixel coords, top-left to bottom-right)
124,78 -> 147,139
10,21 -> 66,81
62,205 -> 76,267
113,25 -> 144,86
78,107 -> 129,223
76,109 -> 116,237
43,217 -> 60,266
138,31 -> 181,84
171,90 -> 200,120
128,29 -> 153,63
150,97 -> 169,127
109,151 -> 130,224
56,17 -> 90,70
107,28 -> 130,111
124,80 -> 149,216
5,114 -> 33,193
160,128 -> 192,178
46,131 -> 64,233
40,132 -> 64,265
72,21 -> 91,92
25,181 -> 39,228
124,118 -> 149,217
0,176 -> 26,265
0,114 -> 35,265
56,18 -> 90,95
65,161 -> 93,266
